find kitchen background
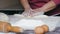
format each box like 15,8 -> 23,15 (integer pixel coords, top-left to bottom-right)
0,0 -> 60,16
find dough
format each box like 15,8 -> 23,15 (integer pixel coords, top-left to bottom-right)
0,13 -> 9,22
13,19 -> 46,30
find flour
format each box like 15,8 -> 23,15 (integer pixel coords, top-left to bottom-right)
13,18 -> 46,30
0,13 -> 9,22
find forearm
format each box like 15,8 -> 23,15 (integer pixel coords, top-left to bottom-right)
42,5 -> 56,12
20,0 -> 31,10
39,1 -> 56,12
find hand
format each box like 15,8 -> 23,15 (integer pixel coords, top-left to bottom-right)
22,8 -> 44,17
31,8 -> 43,16
22,8 -> 35,17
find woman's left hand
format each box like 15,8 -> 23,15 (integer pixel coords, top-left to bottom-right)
22,9 -> 35,17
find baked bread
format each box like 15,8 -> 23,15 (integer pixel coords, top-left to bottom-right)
35,25 -> 49,34
0,21 -> 11,32
0,13 -> 23,33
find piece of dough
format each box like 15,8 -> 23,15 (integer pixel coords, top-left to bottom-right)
13,19 -> 46,30
0,13 -> 9,22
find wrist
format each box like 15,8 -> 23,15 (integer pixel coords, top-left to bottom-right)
25,8 -> 32,11
24,6 -> 31,10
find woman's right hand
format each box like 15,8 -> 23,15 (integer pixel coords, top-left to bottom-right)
22,8 -> 35,17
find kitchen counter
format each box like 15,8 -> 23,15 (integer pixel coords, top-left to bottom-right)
0,15 -> 60,34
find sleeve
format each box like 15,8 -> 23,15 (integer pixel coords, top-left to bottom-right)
52,0 -> 60,5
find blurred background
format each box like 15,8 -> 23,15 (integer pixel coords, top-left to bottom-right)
0,0 -> 60,16
0,0 -> 24,15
